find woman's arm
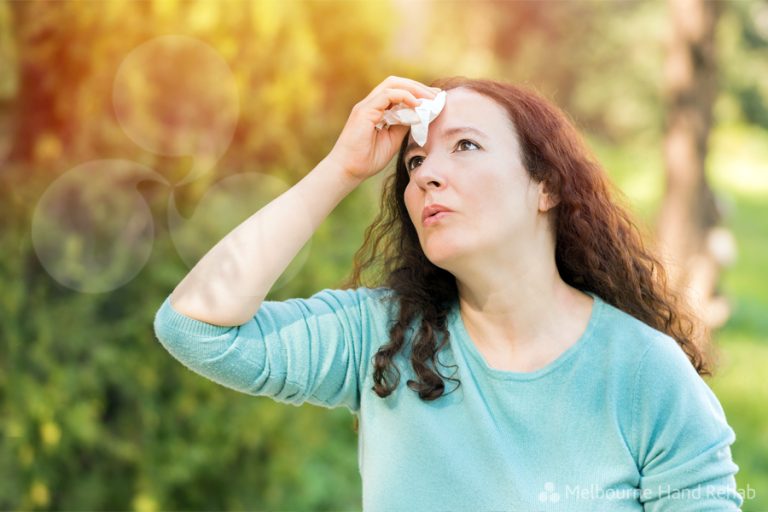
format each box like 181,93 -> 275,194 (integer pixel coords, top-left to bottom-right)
169,75 -> 438,327
153,76 -> 437,409
154,286 -> 394,412
169,157 -> 361,326
631,335 -> 743,511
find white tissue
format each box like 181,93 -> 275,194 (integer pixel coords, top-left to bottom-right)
375,90 -> 447,146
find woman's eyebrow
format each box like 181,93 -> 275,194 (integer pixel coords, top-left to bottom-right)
404,126 -> 488,158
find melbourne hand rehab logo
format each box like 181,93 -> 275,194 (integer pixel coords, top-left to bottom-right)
537,480 -> 757,505
31,35 -> 312,296
538,482 -> 561,503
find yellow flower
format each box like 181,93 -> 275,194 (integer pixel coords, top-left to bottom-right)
40,421 -> 61,447
30,481 -> 50,507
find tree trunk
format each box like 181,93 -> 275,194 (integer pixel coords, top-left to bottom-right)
656,0 -> 734,342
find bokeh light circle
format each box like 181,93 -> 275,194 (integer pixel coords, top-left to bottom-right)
31,159 -> 168,293
113,35 -> 239,186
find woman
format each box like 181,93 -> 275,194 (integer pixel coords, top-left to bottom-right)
154,76 -> 743,510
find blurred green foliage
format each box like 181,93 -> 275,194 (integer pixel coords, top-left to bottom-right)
0,0 -> 766,510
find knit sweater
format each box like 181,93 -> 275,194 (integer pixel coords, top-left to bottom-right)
153,287 -> 743,511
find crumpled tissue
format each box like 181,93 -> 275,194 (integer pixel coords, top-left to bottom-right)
375,90 -> 447,146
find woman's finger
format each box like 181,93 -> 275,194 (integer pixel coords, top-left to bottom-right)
367,75 -> 438,103
367,88 -> 420,113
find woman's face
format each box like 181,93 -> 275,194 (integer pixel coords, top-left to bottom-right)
403,87 -> 554,272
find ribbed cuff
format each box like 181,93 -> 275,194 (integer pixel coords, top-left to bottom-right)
154,295 -> 236,338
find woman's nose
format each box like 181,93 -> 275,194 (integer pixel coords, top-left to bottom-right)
412,156 -> 447,189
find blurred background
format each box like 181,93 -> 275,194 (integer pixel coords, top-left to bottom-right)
0,0 -> 766,510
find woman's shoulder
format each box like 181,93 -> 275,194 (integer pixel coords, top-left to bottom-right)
592,295 -> 693,373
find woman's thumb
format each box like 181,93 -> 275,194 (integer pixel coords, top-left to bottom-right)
385,123 -> 412,146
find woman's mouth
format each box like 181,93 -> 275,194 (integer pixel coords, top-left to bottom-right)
423,211 -> 452,227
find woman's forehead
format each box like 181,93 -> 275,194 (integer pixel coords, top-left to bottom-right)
407,89 -> 513,146
443,88 -> 503,123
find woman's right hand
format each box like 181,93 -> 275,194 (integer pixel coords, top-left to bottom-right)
327,76 -> 441,182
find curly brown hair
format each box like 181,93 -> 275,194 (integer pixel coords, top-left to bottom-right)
341,76 -> 713,406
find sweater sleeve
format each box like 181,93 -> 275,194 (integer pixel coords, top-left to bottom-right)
631,334 -> 743,511
152,287 -> 392,413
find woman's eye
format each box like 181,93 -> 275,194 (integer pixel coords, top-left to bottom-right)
407,156 -> 424,171
457,139 -> 480,152
406,139 -> 480,172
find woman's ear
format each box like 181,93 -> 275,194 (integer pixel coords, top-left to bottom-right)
537,181 -> 560,212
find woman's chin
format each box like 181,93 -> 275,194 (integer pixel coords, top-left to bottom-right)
423,245 -> 461,269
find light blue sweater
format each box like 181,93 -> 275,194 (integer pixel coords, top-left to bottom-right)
153,287 -> 743,511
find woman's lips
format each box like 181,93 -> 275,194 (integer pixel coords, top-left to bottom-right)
423,211 -> 452,227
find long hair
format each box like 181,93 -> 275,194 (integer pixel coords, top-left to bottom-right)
341,76 -> 713,406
